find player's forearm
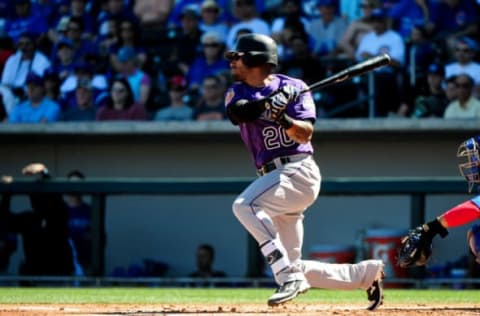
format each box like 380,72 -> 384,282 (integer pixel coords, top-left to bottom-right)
281,116 -> 313,144
226,99 -> 266,124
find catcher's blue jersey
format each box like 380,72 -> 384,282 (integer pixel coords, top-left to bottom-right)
225,74 -> 316,169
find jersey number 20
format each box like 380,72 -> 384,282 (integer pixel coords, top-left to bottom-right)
263,126 -> 295,150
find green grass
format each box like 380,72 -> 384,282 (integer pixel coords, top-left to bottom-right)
0,288 -> 478,305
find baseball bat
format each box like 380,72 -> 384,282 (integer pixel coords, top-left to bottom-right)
301,53 -> 391,93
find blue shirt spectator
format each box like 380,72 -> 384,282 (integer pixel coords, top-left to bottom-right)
4,0 -> 49,43
9,73 -> 60,123
387,0 -> 431,39
429,0 -> 478,37
186,31 -> 229,89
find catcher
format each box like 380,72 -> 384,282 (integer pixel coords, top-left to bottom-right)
398,136 -> 480,269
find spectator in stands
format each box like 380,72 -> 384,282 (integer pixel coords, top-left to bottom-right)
96,76 -> 147,121
167,0 -> 233,28
307,0 -> 348,58
278,33 -> 324,85
338,0 -> 380,60
63,169 -> 93,276
199,0 -> 229,41
0,176 -> 17,274
186,31 -> 229,91
193,75 -> 226,120
133,0 -> 173,30
445,36 -> 480,97
275,17 -> 313,63
110,19 -> 147,73
8,72 -> 60,123
49,0 -> 95,44
429,0 -> 478,52
115,47 -> 151,106
61,78 -> 96,121
175,7 -> 205,75
226,0 -> 270,50
0,162 -> 75,278
405,22 -> 438,87
50,17 -> 98,66
444,73 -> 480,118
1,32 -> 51,99
43,68 -> 61,103
154,75 -> 193,121
189,243 -> 226,278
270,0 -> 310,45
51,38 -> 76,83
409,62 -> 450,117
59,61 -> 108,109
387,0 -> 432,39
96,16 -> 121,60
97,0 -> 138,39
355,8 -> 406,117
4,0 -> 49,43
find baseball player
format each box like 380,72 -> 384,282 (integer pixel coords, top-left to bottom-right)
398,136 -> 480,268
224,33 -> 385,309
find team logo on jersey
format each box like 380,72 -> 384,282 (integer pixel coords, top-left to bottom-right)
225,89 -> 234,105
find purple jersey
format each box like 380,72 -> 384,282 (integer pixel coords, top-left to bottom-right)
225,74 -> 316,169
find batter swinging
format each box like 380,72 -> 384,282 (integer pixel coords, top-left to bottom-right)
224,33 -> 385,309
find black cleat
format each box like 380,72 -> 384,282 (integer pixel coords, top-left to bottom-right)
267,279 -> 310,306
366,271 -> 384,311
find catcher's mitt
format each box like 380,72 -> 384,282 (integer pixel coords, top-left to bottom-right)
397,226 -> 433,268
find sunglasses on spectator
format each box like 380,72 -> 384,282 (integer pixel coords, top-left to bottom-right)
112,88 -> 126,93
455,82 -> 472,88
456,48 -> 471,53
203,43 -> 221,48
68,27 -> 81,32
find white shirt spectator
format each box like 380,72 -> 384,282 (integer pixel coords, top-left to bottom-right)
355,30 -> 405,67
445,62 -> 480,85
444,97 -> 480,119
1,51 -> 51,89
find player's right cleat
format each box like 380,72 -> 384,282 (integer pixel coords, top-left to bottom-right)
366,269 -> 385,311
267,279 -> 310,306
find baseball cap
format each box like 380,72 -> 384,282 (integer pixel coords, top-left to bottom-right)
169,75 -> 188,90
427,63 -> 445,76
201,31 -> 223,45
180,6 -> 200,19
14,0 -> 30,4
25,72 -> 44,86
457,36 -> 478,51
117,47 -> 136,63
201,0 -> 220,11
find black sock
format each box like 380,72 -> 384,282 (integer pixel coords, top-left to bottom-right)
423,218 -> 449,238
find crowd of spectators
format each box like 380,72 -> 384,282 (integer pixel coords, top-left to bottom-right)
0,0 -> 479,121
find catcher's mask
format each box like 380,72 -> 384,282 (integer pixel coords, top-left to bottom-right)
457,137 -> 480,192
224,33 -> 278,67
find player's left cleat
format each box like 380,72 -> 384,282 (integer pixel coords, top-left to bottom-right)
366,269 -> 385,311
267,279 -> 310,306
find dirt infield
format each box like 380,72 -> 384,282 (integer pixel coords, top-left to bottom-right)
1,303 -> 479,316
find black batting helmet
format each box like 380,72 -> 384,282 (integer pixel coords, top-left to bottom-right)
225,33 -> 278,67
